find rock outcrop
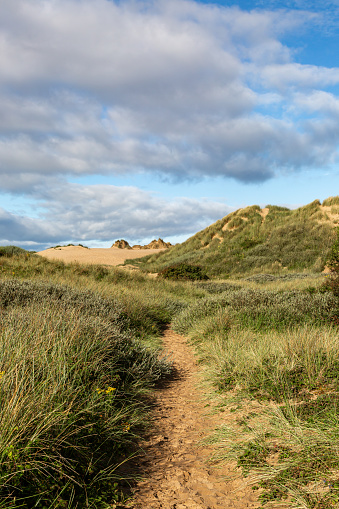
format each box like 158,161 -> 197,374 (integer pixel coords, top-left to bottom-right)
111,238 -> 171,249
141,238 -> 172,249
111,239 -> 132,249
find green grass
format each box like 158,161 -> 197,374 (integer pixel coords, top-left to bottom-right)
175,273 -> 339,508
0,257 -> 184,507
2,242 -> 339,508
0,245 -> 33,256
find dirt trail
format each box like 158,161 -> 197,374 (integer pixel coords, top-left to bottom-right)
131,329 -> 259,509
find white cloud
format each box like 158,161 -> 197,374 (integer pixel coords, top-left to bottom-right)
1,0 -> 339,245
0,183 -> 232,248
0,0 -> 338,189
260,63 -> 339,90
294,90 -> 339,117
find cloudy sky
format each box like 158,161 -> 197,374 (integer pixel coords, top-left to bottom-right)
1,0 -> 339,249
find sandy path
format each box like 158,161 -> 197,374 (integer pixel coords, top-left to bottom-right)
37,246 -> 166,266
131,329 -> 259,509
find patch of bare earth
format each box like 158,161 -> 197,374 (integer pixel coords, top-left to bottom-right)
258,208 -> 269,222
130,329 -> 260,509
319,205 -> 339,224
36,246 -> 167,267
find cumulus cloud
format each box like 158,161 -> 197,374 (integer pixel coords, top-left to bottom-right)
260,63 -> 339,90
0,208 -> 58,244
0,183 -> 232,248
0,0 -> 338,191
1,0 -> 339,245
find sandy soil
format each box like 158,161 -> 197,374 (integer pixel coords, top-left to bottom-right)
258,207 -> 269,222
37,246 -> 166,266
129,329 -> 260,509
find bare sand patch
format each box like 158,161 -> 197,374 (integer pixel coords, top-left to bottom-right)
258,207 -> 269,222
37,246 -> 166,267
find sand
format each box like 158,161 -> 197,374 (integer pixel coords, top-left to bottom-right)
37,245 -> 166,267
129,328 -> 261,509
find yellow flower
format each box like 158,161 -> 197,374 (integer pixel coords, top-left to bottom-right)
96,386 -> 116,395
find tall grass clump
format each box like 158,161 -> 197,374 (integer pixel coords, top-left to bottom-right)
197,325 -> 339,399
0,246 -> 30,257
172,287 -> 337,335
198,320 -> 339,507
0,278 -> 172,508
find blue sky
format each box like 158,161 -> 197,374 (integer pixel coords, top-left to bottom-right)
1,0 -> 339,249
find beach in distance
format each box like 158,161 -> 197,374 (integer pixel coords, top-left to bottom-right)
37,245 -> 166,266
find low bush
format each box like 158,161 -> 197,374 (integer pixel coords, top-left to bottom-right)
158,263 -> 208,281
0,246 -> 29,257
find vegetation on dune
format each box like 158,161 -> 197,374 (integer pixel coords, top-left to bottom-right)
128,198 -> 338,278
2,198 -> 339,507
172,275 -> 339,507
0,245 -> 33,256
48,243 -> 89,249
158,263 -> 208,281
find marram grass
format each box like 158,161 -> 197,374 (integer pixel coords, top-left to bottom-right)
2,251 -> 339,507
0,276 -> 172,508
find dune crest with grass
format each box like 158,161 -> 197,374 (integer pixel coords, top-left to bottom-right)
130,197 -> 339,278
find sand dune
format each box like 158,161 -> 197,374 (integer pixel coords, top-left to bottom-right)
37,245 -> 166,266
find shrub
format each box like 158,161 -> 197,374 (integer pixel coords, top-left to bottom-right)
159,263 -> 209,281
0,246 -> 28,257
327,227 -> 339,272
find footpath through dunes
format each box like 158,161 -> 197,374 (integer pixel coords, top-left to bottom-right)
130,329 -> 260,509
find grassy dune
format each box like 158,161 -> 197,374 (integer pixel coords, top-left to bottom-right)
128,198 -> 339,278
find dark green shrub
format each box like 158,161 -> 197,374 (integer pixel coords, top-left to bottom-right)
327,227 -> 339,272
0,245 -> 28,257
159,263 -> 208,281
240,238 -> 262,250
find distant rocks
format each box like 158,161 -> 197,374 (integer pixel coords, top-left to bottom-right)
111,238 -> 172,250
111,239 -> 132,249
142,238 -> 172,249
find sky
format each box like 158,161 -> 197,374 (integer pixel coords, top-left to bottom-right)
1,0 -> 339,250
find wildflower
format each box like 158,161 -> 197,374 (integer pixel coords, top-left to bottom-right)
122,422 -> 131,432
96,386 -> 116,395
0,371 -> 4,379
